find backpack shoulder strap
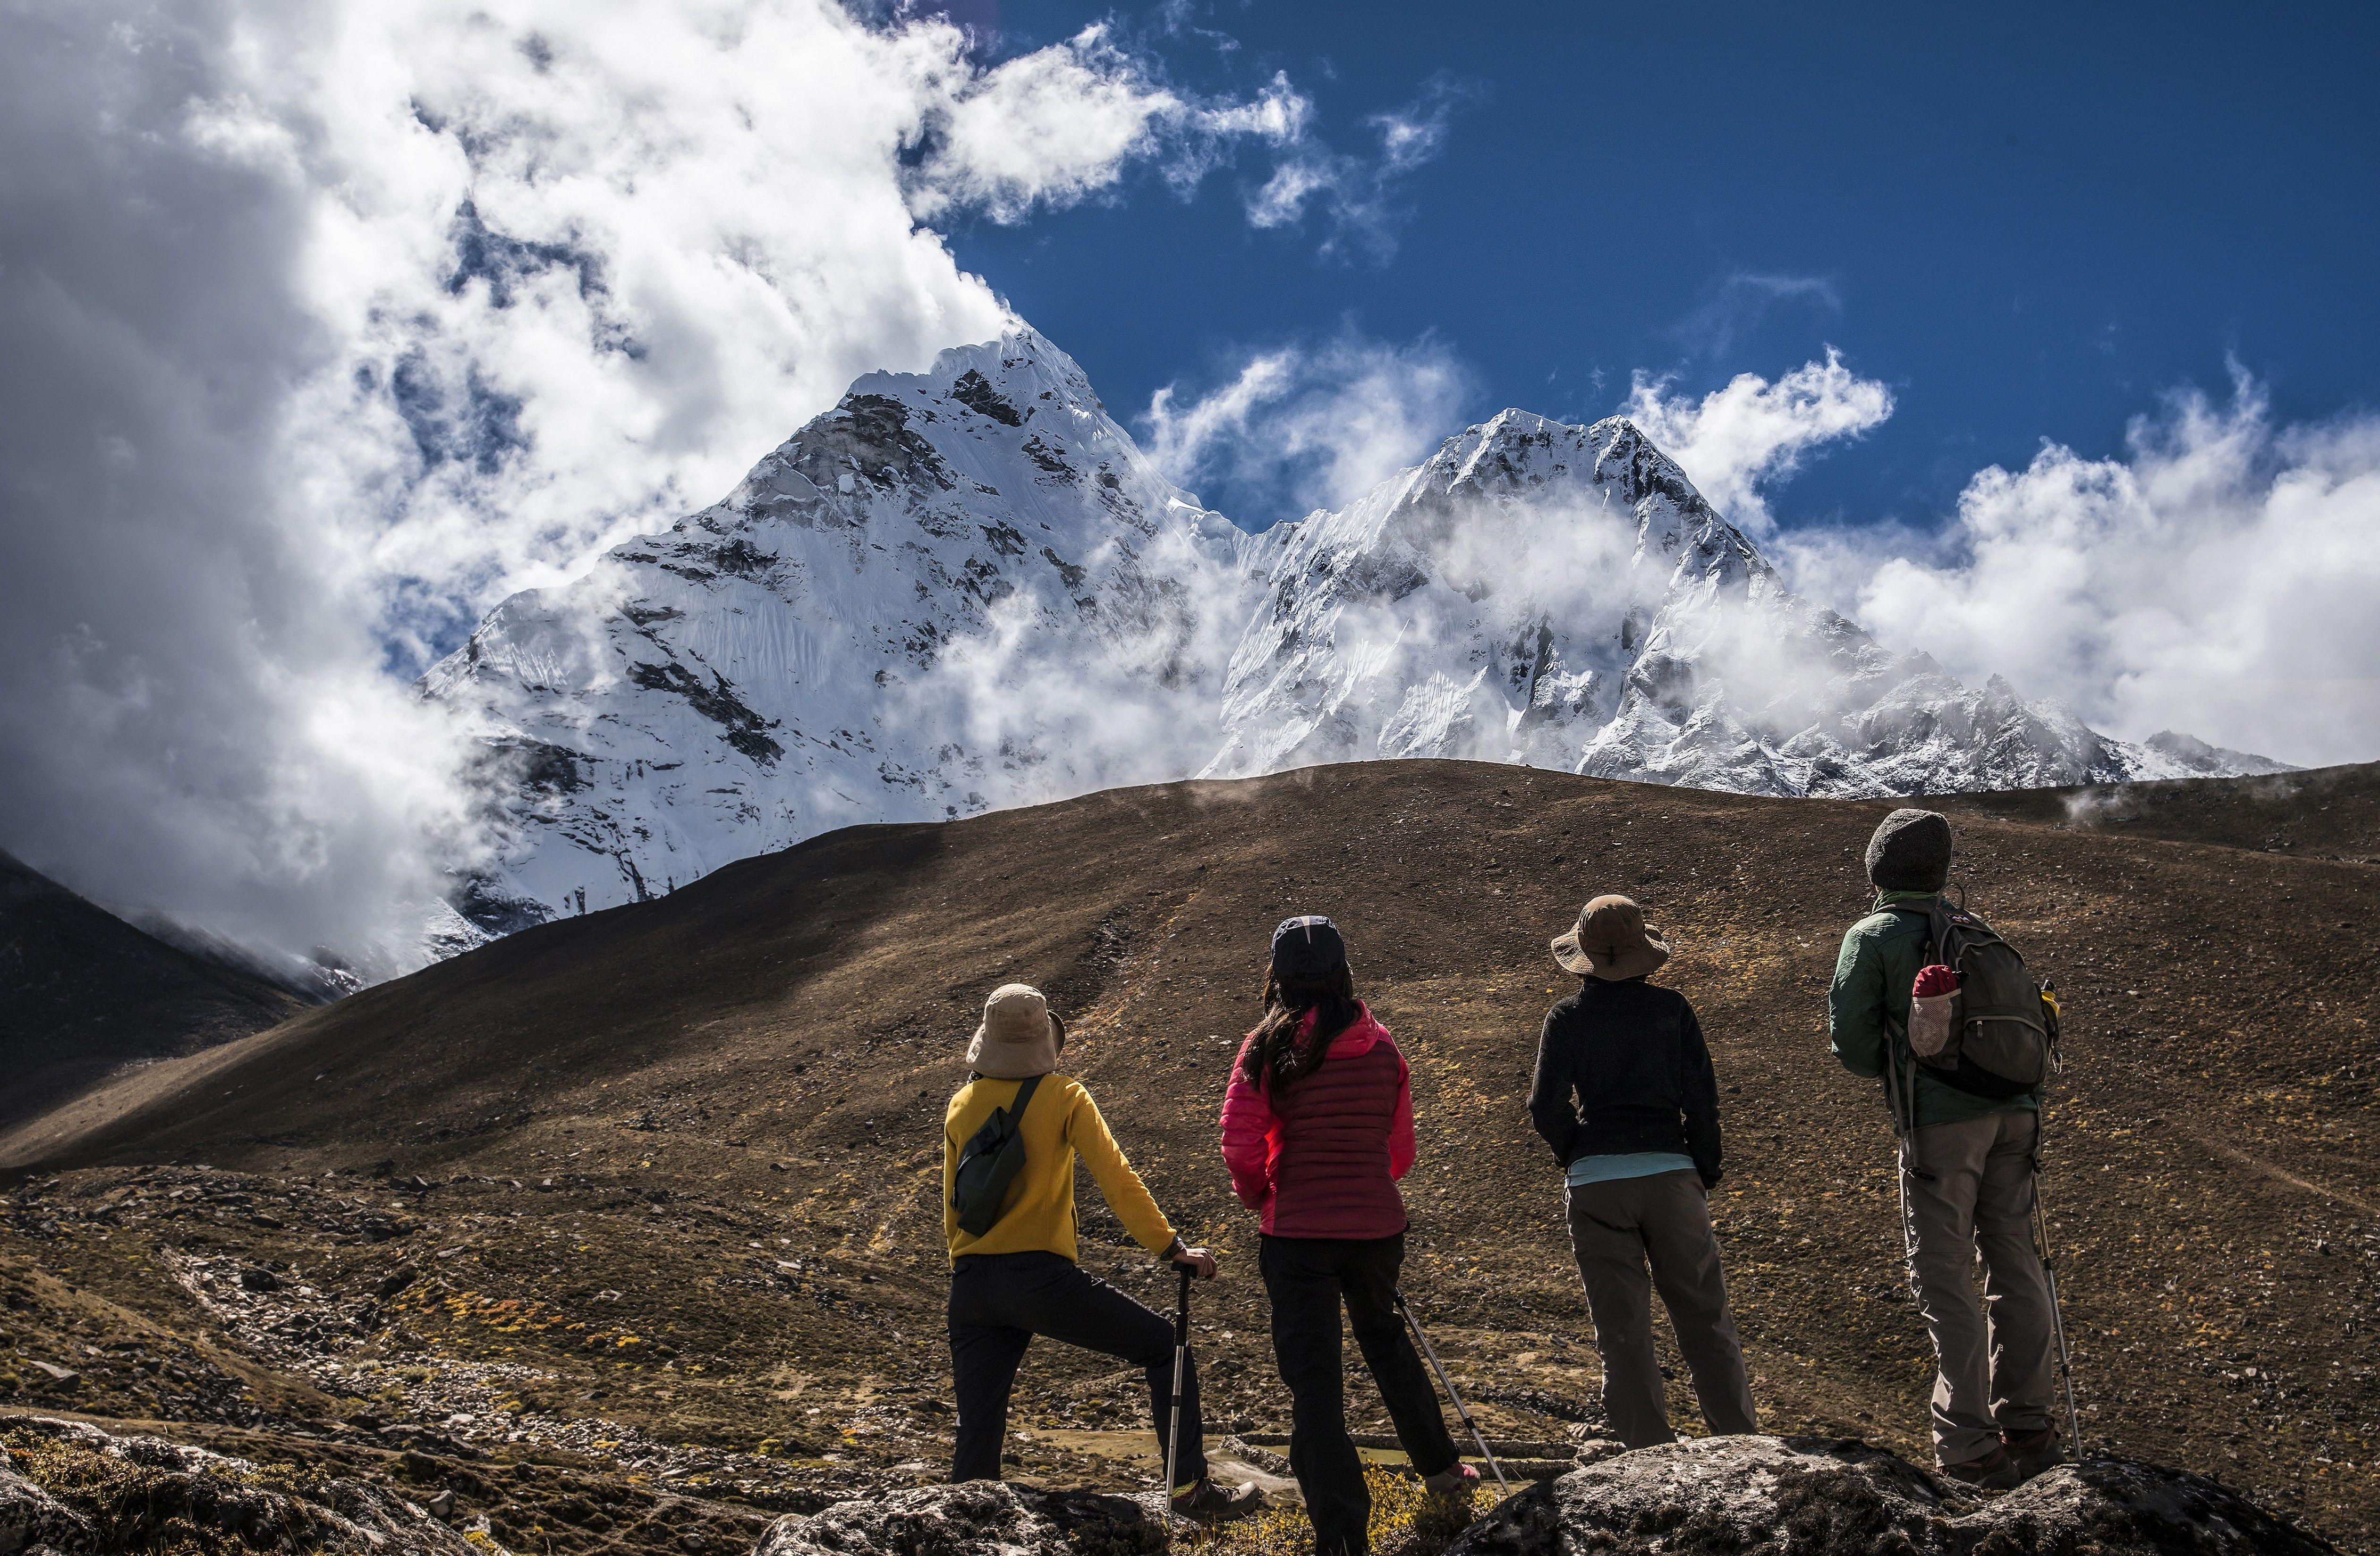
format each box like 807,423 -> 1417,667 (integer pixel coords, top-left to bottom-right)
1010,1072 -> 1045,1122
1880,900 -> 1941,964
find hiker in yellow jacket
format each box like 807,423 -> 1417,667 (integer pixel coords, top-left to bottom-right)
944,983 -> 1259,1521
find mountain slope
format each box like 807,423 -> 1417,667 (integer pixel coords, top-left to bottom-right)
0,848 -> 309,1128
4,761 -> 2374,1550
428,324 -> 2286,939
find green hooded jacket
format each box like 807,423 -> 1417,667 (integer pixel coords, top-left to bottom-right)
1828,890 -> 2042,1131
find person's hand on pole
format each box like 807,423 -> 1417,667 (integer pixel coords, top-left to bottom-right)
1166,1237 -> 1218,1280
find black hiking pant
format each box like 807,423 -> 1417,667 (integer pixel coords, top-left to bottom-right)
1259,1233 -> 1460,1556
947,1251 -> 1206,1487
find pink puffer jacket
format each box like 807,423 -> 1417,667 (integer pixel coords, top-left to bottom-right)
1219,1004 -> 1417,1239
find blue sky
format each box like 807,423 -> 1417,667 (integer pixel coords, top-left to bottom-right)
942,0 -> 2380,533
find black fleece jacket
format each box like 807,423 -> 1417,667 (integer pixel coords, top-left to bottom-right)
1528,977 -> 1724,1188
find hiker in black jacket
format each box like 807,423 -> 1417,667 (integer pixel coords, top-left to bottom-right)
1529,895 -> 1757,1449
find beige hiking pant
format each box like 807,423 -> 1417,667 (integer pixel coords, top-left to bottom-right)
1900,1108 -> 2056,1466
1564,1169 -> 1759,1449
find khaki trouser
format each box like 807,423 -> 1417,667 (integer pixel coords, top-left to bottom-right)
1900,1108 -> 2056,1466
1564,1169 -> 1759,1449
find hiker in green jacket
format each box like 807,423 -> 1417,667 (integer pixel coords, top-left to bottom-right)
1828,809 -> 2063,1488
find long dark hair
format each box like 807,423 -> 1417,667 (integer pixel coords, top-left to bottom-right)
1240,965 -> 1361,1089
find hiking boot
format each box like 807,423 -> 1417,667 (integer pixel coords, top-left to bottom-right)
1171,1478 -> 1264,1523
2002,1427 -> 2068,1480
1423,1462 -> 1481,1495
1938,1445 -> 2021,1491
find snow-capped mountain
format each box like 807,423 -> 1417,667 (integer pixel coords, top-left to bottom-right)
1204,411 -> 2262,796
427,326 -> 2284,934
424,328 -> 1256,931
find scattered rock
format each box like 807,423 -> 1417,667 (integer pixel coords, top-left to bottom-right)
753,1480 -> 1162,1556
23,1361 -> 77,1387
238,1265 -> 280,1292
1443,1436 -> 2341,1556
374,1264 -> 419,1300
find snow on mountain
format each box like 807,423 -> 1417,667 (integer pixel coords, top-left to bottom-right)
427,328 -> 2287,936
1205,411 -> 2225,798
423,327 -> 1256,931
2138,730 -> 2296,779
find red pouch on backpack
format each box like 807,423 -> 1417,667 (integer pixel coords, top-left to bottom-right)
1910,964 -> 1959,1057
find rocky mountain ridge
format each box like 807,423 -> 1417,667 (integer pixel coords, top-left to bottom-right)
428,327 -> 2286,935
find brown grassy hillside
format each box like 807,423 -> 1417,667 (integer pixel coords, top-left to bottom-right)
2,760 -> 2375,1554
0,847 -> 307,1131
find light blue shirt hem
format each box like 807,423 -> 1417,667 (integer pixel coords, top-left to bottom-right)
1565,1151 -> 1697,1187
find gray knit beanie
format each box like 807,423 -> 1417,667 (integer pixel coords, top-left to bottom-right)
1865,808 -> 1953,893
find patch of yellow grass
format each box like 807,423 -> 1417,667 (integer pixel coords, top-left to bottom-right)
1191,1467 -> 1479,1556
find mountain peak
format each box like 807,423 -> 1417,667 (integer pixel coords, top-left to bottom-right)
861,322 -> 1107,425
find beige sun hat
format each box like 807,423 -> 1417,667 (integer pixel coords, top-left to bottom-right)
966,983 -> 1067,1079
1550,895 -> 1671,981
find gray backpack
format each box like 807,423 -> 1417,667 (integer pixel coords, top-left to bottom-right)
1889,900 -> 2060,1100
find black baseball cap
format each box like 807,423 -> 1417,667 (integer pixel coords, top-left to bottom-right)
1270,915 -> 1348,979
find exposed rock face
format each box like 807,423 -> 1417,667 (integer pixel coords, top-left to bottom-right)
1442,1436 -> 2338,1556
751,1480 -> 1163,1556
0,1416 -> 491,1555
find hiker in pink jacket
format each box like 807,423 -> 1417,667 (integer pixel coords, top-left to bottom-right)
1219,916 -> 1476,1556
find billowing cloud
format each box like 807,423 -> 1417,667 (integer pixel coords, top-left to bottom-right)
906,30 -> 1314,220
1139,330 -> 1477,526
1621,349 -> 1896,533
0,0 -> 1352,967
1776,369 -> 2380,769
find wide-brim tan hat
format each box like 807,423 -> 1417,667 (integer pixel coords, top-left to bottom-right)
966,982 -> 1067,1079
1550,895 -> 1671,981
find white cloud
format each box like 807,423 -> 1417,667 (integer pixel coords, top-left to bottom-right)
1241,77 -> 1468,259
1140,330 -> 1477,524
905,28 -> 1317,221
1669,271 -> 1842,358
0,0 -> 1335,966
1776,369 -> 2380,769
1621,349 -> 1896,533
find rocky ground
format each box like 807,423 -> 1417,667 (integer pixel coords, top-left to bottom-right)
1445,1435 -> 2344,1556
2,760 -> 2374,1553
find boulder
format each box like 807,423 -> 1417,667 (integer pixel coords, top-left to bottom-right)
0,1417 -> 492,1555
1,1442 -> 93,1556
1443,1435 -> 2340,1556
752,1480 -> 1164,1556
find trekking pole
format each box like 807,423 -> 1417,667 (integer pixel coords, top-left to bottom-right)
1164,1263 -> 1192,1522
1394,1287 -> 1508,1492
2032,1165 -> 2087,1455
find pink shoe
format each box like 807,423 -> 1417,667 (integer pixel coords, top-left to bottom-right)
1423,1462 -> 1480,1494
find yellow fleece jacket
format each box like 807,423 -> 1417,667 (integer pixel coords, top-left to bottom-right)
943,1073 -> 1174,1264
